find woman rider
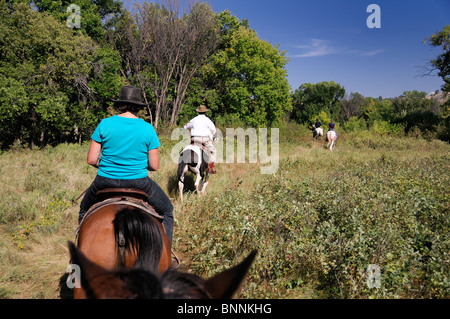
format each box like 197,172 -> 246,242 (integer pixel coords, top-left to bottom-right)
78,86 -> 174,248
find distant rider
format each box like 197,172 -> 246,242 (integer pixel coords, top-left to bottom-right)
313,118 -> 322,138
183,105 -> 218,174
327,119 -> 338,140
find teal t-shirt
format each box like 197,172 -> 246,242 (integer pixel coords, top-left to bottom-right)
91,115 -> 160,179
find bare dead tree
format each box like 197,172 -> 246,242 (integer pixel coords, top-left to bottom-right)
169,2 -> 220,126
112,0 -> 219,129
340,92 -> 365,121
109,11 -> 155,124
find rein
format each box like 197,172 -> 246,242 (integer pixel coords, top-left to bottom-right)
72,188 -> 88,206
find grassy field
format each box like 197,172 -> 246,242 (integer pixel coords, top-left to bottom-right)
0,122 -> 449,299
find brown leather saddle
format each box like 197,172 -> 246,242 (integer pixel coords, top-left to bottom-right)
96,188 -> 150,202
75,188 -> 163,235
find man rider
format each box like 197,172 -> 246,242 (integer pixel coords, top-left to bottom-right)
183,105 -> 218,174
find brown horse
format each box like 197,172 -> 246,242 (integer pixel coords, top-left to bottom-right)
68,241 -> 256,299
73,189 -> 172,299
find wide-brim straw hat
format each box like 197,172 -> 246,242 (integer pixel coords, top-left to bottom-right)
196,105 -> 208,112
112,86 -> 148,106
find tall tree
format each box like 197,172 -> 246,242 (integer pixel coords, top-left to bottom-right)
169,2 -> 220,126
291,81 -> 345,124
32,0 -> 123,42
0,1 -> 122,148
425,25 -> 450,118
203,11 -> 292,127
339,92 -> 364,122
113,0 -> 219,129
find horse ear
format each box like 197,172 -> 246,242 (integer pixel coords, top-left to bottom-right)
68,241 -> 108,297
204,250 -> 257,299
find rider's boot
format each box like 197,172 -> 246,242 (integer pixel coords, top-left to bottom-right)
208,162 -> 217,174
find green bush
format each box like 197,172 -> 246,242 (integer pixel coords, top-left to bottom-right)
344,116 -> 367,133
178,149 -> 450,298
371,120 -> 404,136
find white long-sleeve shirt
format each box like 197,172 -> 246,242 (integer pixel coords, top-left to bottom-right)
184,114 -> 217,140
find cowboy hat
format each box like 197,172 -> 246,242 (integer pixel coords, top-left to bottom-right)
112,86 -> 148,106
196,105 -> 208,113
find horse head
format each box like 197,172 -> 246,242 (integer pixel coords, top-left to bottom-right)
68,241 -> 257,299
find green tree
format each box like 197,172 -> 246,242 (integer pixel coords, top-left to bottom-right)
32,0 -> 123,42
343,116 -> 367,133
391,91 -> 433,116
360,97 -> 394,126
425,25 -> 450,140
204,13 -> 292,127
0,1 -> 122,148
291,81 -> 345,125
425,25 -> 450,97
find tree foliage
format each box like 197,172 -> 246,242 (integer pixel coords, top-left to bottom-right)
1,1 -> 449,149
424,25 -> 450,140
32,0 -> 123,41
110,0 -> 220,129
203,11 -> 292,127
291,81 -> 345,125
425,25 -> 450,95
0,1 -> 122,148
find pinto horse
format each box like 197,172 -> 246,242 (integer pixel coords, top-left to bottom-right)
326,130 -> 337,151
313,125 -> 324,140
68,241 -> 256,299
73,188 -> 172,299
177,144 -> 210,201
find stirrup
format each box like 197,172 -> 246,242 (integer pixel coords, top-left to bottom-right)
170,250 -> 180,270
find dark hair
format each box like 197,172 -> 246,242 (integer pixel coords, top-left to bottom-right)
114,102 -> 141,115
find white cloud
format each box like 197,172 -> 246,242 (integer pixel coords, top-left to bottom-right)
359,49 -> 385,56
292,39 -> 337,58
291,39 -> 385,58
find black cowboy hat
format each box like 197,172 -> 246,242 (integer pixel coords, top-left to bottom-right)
112,86 -> 148,106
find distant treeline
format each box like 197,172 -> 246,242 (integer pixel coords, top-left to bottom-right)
0,1 -> 448,149
290,82 -> 449,141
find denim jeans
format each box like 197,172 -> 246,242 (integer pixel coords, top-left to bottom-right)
79,175 -> 174,246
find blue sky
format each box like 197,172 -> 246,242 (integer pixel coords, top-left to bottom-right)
126,0 -> 449,98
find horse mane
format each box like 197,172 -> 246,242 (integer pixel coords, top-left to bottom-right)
113,207 -> 163,272
159,270 -> 210,299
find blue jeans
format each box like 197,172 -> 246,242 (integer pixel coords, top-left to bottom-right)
79,175 -> 174,246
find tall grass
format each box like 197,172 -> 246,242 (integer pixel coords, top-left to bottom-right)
0,123 -> 449,298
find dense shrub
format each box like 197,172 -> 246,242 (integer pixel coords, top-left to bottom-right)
178,144 -> 450,298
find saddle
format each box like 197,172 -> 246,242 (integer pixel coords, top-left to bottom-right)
75,188 -> 163,236
190,139 -> 209,153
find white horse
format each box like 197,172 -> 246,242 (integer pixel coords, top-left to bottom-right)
315,127 -> 323,140
177,144 -> 210,201
326,130 -> 337,151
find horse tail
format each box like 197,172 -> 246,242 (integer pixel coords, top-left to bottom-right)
178,151 -> 188,182
200,149 -> 209,173
113,207 -> 163,272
